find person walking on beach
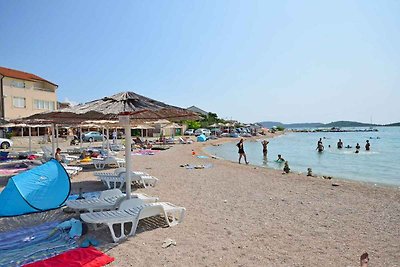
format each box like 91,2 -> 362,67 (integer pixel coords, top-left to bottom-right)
365,140 -> 371,151
261,140 -> 269,157
236,138 -> 249,164
337,139 -> 343,149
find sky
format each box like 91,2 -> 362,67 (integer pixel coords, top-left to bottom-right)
1,0 -> 399,124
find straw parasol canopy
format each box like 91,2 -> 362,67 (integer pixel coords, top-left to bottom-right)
17,91 -> 199,125
163,122 -> 181,129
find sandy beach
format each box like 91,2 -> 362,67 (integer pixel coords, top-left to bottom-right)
1,136 -> 400,266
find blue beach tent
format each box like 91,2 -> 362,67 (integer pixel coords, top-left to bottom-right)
0,159 -> 71,217
197,134 -> 207,142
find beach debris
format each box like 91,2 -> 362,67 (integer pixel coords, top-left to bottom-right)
162,238 -> 176,248
185,164 -> 213,169
332,183 -> 340,187
223,199 -> 227,203
322,176 -> 332,180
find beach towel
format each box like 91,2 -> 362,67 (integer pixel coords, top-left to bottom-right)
0,222 -> 77,267
131,149 -> 158,156
23,247 -> 114,267
0,168 -> 28,176
185,163 -> 213,169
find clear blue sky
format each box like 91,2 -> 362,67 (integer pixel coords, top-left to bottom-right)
1,0 -> 399,124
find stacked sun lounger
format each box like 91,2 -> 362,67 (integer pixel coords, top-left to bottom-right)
65,189 -> 159,213
94,168 -> 158,189
92,156 -> 126,169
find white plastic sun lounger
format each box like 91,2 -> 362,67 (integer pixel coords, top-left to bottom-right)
92,156 -> 126,169
94,167 -> 149,178
65,189 -> 158,213
80,198 -> 185,242
61,163 -> 83,176
99,173 -> 158,190
94,167 -> 158,189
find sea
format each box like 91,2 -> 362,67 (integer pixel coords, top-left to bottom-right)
204,127 -> 400,187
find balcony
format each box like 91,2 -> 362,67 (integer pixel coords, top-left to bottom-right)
33,86 -> 54,92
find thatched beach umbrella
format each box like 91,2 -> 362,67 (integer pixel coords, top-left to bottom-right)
18,91 -> 199,198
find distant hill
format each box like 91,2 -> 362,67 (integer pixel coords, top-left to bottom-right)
258,120 -> 386,129
324,121 -> 378,128
385,122 -> 400,127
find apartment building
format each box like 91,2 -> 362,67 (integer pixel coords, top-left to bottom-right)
0,66 -> 58,121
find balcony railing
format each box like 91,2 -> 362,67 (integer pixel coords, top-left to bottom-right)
33,86 -> 54,92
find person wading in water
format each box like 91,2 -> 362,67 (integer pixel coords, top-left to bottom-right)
237,138 -> 249,164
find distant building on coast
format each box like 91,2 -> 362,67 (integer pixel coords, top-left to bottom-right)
186,105 -> 208,116
0,66 -> 58,121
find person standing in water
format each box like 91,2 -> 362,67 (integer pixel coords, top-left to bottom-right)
365,140 -> 371,151
316,138 -> 324,152
236,138 -> 249,164
261,140 -> 269,157
355,143 -> 361,153
337,139 -> 343,149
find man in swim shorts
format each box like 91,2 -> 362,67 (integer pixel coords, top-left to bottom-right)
236,138 -> 249,164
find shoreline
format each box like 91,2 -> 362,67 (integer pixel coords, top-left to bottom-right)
201,134 -> 400,190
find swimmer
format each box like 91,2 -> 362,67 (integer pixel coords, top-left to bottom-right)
316,138 -> 324,152
365,140 -> 370,151
355,143 -> 361,153
276,154 -> 285,162
337,139 -> 343,149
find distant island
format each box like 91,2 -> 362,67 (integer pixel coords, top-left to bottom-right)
258,120 -> 400,129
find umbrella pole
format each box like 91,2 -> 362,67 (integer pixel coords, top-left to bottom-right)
28,127 -> 32,153
51,124 -> 55,157
125,125 -> 132,199
80,126 -> 83,149
102,127 -> 105,149
106,127 -> 110,155
56,125 -> 59,150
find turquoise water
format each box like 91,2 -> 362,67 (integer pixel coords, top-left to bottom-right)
205,127 -> 400,186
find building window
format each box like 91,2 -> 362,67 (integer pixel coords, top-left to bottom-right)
11,80 -> 26,88
34,100 -> 55,110
13,97 -> 26,108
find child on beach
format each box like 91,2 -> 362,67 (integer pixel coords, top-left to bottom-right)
236,138 -> 249,164
283,161 -> 290,173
